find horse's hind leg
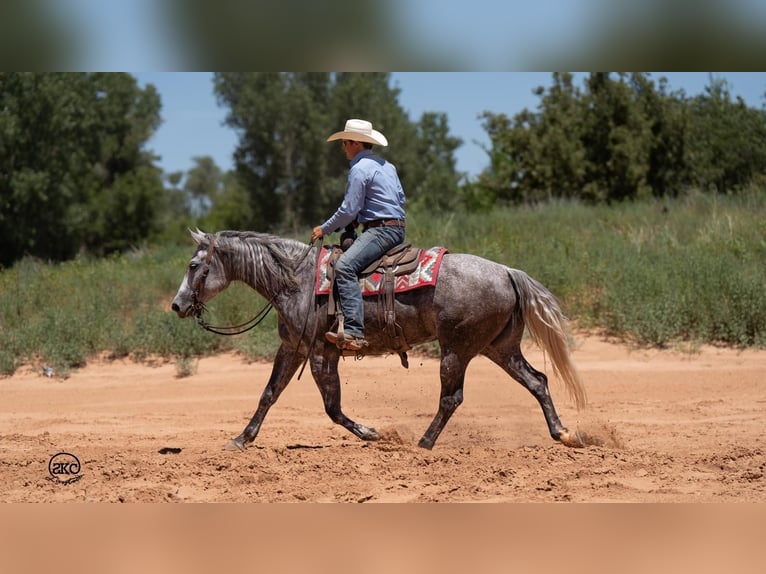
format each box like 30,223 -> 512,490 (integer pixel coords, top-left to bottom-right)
485,336 -> 580,447
418,350 -> 468,450
310,352 -> 380,442
226,343 -> 303,451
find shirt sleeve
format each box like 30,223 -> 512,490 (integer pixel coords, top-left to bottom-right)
320,168 -> 367,234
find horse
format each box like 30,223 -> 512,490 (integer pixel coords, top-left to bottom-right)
171,229 -> 587,451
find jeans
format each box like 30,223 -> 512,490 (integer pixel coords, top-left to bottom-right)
333,225 -> 405,339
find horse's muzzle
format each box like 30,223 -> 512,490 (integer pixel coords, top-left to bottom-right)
171,301 -> 193,318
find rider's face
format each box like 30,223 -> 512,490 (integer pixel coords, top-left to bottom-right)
342,139 -> 362,161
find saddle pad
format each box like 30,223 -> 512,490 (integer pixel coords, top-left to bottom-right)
315,246 -> 448,296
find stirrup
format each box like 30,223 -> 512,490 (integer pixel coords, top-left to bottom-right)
325,331 -> 344,347
325,331 -> 367,351
341,336 -> 368,352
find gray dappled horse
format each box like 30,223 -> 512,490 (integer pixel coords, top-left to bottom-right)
171,229 -> 587,451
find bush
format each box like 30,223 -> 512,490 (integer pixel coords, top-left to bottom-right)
1,190 -> 764,376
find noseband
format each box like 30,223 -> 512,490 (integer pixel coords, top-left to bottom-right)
190,235 -> 274,336
190,234 -> 216,316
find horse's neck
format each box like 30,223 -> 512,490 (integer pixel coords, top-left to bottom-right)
224,238 -> 309,303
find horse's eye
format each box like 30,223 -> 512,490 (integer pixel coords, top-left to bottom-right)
189,262 -> 199,270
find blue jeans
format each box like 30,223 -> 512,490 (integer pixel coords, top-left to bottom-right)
333,225 -> 405,339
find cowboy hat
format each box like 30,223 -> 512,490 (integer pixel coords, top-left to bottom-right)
327,118 -> 388,146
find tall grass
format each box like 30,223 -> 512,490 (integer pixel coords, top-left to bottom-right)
1,190 -> 764,376
0,245 -> 278,376
409,189 -> 766,348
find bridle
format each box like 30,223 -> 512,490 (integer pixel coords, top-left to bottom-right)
190,234 -> 274,336
189,234 -> 319,341
189,232 -> 324,381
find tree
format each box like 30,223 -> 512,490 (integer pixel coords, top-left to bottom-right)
79,73 -> 164,254
478,72 -> 590,204
203,171 -> 254,231
214,73 -> 332,231
407,112 -> 463,211
632,74 -> 690,198
534,72 -> 588,200
184,156 -> 223,218
213,73 -> 462,231
685,76 -> 766,192
0,73 -> 163,266
476,72 -> 766,206
579,72 -> 653,202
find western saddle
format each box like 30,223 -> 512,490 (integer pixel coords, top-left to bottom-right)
323,239 -> 422,367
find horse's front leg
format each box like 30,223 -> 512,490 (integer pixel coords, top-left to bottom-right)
225,343 -> 303,451
310,350 -> 380,442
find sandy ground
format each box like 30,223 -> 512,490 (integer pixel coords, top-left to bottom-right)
1,334 -> 764,503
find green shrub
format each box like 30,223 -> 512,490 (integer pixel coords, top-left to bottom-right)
1,190 -> 764,376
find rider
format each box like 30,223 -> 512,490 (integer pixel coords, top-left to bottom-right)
311,119 -> 406,351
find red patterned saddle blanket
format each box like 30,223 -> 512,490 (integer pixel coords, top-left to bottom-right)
314,246 -> 448,296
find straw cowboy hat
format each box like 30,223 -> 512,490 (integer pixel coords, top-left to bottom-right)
326,118 -> 388,146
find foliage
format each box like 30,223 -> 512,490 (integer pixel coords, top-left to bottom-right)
0,72 -> 163,266
685,77 -> 766,192
5,71 -> 765,271
212,72 -> 462,232
478,72 -> 766,205
1,72 -> 464,267
0,245 -> 278,376
427,191 -> 766,349
2,192 -> 764,377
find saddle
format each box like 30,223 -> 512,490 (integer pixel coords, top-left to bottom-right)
323,241 -> 423,367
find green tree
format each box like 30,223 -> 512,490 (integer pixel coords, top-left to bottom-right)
478,72 -> 589,204
685,76 -> 766,192
214,73 -> 332,231
203,171 -> 253,231
533,72 -> 587,200
1,73 -> 87,263
154,171 -> 192,243
79,73 -> 164,254
476,72 -> 766,206
580,72 -> 653,202
184,155 -> 223,218
632,74 -> 690,198
407,112 -> 463,211
0,73 -> 163,265
213,73 -> 461,232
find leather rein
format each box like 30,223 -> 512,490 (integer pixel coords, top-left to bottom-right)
190,235 -> 274,336
190,234 -> 317,341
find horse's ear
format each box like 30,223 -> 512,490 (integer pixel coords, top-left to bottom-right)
189,228 -> 208,245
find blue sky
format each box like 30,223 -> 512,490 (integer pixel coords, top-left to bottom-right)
135,72 -> 766,179
49,1 -> 766,178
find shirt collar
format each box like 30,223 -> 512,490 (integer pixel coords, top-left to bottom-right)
349,148 -> 374,167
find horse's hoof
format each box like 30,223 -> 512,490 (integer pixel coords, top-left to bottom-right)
362,428 -> 380,441
417,437 -> 435,450
224,438 -> 246,452
558,430 -> 585,448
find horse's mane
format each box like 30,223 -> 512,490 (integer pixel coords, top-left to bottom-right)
212,231 -> 307,295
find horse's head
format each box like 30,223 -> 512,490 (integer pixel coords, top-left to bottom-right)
171,229 -> 230,318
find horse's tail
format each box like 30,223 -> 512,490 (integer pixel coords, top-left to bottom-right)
507,268 -> 587,410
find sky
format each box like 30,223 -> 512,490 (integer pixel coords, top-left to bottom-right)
134,72 -> 766,180
35,1 -> 766,179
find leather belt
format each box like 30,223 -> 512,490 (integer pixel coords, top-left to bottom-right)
363,218 -> 406,231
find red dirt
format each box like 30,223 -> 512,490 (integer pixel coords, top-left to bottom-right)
1,335 -> 764,502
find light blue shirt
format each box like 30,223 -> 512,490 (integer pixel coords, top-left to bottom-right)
321,149 -> 406,234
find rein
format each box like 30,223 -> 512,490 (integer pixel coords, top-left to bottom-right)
191,234 -> 274,336
296,236 -> 323,380
191,234 -> 316,339
196,303 -> 274,336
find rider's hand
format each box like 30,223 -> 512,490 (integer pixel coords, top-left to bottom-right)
311,226 -> 324,243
